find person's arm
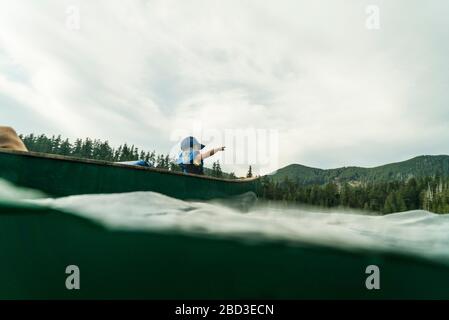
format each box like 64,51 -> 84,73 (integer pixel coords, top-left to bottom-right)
193,147 -> 225,165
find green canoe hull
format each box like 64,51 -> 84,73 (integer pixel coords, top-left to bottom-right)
0,150 -> 258,199
1,202 -> 449,299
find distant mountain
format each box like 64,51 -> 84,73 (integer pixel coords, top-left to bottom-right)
269,155 -> 449,186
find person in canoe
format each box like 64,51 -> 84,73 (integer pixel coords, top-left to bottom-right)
0,126 -> 28,152
177,136 -> 225,175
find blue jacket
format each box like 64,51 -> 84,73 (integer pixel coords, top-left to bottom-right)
176,150 -> 204,175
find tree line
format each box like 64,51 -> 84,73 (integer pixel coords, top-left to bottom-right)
258,176 -> 449,214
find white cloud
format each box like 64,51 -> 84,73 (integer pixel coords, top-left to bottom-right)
0,0 -> 448,175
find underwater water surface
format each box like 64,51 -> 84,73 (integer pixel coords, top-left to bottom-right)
1,178 -> 449,266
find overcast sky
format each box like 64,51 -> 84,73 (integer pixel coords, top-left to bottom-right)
0,0 -> 448,175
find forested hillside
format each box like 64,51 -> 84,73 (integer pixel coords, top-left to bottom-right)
263,156 -> 449,214
271,156 -> 449,185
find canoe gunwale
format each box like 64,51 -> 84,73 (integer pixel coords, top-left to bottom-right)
0,149 -> 258,184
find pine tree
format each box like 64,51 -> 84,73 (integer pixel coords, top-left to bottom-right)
97,141 -> 113,161
215,160 -> 222,178
246,165 -> 253,178
212,162 -> 217,177
164,155 -> 170,169
53,135 -> 62,153
59,139 -> 72,156
114,146 -> 122,161
72,139 -> 83,157
121,144 -> 130,161
81,138 -> 93,158
148,151 -> 156,165
156,154 -> 165,168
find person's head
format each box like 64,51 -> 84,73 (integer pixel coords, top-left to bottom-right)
180,136 -> 205,152
0,126 -> 28,152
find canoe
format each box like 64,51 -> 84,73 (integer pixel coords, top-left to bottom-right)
1,200 -> 449,299
2,149 -> 449,299
0,149 -> 259,199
